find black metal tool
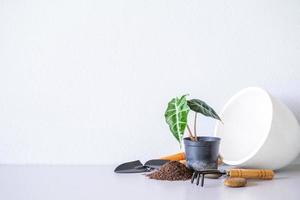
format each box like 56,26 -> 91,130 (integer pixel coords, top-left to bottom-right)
191,168 -> 275,187
191,169 -> 225,187
114,159 -> 169,173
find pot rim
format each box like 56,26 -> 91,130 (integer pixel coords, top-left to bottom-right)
184,136 -> 220,141
183,136 -> 221,146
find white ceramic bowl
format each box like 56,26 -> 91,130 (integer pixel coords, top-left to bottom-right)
215,87 -> 300,170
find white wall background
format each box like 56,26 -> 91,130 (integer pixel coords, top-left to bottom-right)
0,0 -> 300,164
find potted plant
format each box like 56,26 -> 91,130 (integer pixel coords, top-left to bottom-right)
164,95 -> 222,170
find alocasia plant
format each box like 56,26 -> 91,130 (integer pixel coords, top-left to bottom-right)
187,99 -> 221,121
164,95 -> 190,145
165,95 -> 222,147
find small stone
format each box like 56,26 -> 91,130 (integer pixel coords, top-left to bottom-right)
224,177 -> 247,187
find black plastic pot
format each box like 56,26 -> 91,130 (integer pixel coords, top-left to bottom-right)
184,136 -> 220,171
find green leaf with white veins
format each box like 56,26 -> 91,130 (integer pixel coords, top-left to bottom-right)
187,99 -> 221,121
164,95 -> 190,146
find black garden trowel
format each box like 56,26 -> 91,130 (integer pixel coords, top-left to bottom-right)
114,159 -> 169,173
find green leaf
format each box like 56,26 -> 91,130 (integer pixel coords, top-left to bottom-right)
164,95 -> 190,146
187,99 -> 221,121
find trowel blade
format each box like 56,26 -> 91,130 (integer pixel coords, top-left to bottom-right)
144,159 -> 169,169
114,160 -> 149,173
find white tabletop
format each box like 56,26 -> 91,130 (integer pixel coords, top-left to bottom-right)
0,164 -> 299,200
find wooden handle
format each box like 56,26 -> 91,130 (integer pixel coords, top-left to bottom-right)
160,152 -> 185,161
229,169 -> 274,180
179,160 -> 187,165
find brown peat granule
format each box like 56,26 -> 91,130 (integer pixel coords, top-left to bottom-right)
146,161 -> 193,181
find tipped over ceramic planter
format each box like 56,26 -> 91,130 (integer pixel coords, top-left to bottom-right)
214,87 -> 300,170
184,136 -> 220,171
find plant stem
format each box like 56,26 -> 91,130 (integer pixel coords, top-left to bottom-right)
187,125 -> 196,141
194,112 -> 197,140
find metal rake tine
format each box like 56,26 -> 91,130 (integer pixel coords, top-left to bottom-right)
201,174 -> 205,187
196,173 -> 201,186
191,172 -> 197,184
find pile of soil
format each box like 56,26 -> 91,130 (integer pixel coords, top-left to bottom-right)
146,161 -> 193,181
